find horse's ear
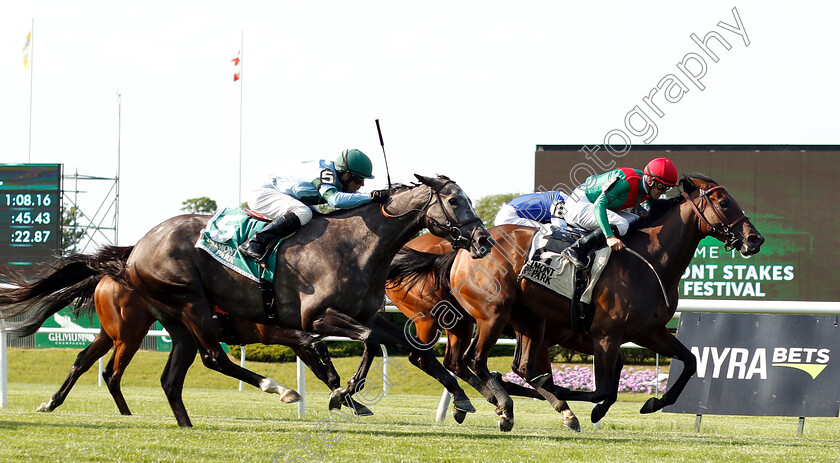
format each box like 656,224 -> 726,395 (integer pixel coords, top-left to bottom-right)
679,175 -> 696,194
414,174 -> 443,189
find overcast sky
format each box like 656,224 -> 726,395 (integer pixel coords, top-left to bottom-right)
1,2 -> 837,246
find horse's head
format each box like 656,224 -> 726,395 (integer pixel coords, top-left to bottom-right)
680,175 -> 765,256
412,174 -> 493,258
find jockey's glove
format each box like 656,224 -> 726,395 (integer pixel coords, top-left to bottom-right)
369,189 -> 390,204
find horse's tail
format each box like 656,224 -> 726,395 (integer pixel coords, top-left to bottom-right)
0,245 -> 133,338
386,247 -> 457,294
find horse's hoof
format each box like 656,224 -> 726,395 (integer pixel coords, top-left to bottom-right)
452,408 -> 467,424
328,391 -> 344,410
591,404 -> 607,423
279,389 -> 302,404
350,400 -> 374,417
36,402 -> 51,413
640,397 -> 661,414
453,399 -> 476,414
498,414 -> 514,432
563,416 -> 581,432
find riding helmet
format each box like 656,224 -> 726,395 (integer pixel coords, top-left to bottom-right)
334,149 -> 375,179
644,157 -> 679,186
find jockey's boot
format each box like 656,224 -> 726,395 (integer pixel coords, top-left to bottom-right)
561,229 -> 607,269
238,212 -> 301,265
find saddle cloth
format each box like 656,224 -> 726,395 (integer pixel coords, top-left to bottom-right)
195,208 -> 281,283
518,225 -> 611,304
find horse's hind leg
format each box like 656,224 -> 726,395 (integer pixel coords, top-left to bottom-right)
158,320 -> 198,427
103,335 -> 145,415
37,331 -> 114,412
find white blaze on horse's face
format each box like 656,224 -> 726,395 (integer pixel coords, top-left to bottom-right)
414,174 -> 493,259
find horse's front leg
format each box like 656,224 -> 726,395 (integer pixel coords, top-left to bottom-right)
368,314 -> 476,416
290,343 -> 372,416
636,327 -> 696,414
310,308 -> 380,411
176,301 -> 301,404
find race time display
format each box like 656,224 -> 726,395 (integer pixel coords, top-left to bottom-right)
0,164 -> 62,269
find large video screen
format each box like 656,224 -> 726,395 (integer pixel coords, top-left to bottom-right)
534,145 -> 839,302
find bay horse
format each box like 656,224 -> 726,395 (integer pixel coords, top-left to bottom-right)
386,232 -> 588,432
34,274 -> 373,416
388,174 -> 764,430
1,175 -> 492,427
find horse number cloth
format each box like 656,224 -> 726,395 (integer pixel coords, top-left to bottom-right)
195,208 -> 279,282
518,226 -> 611,304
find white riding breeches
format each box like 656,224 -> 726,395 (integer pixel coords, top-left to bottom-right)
563,188 -> 638,236
247,187 -> 314,225
494,204 -> 567,229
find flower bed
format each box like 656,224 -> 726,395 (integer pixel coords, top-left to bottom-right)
502,365 -> 667,394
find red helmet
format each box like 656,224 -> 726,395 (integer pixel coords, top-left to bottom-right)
644,157 -> 679,186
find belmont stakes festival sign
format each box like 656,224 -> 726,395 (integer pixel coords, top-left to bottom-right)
665,313 -> 840,417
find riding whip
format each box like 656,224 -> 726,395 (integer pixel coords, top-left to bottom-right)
375,119 -> 393,191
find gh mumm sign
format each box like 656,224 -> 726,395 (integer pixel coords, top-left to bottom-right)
665,313 -> 840,417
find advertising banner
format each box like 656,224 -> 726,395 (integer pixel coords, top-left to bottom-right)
665,313 -> 840,417
35,307 -> 100,349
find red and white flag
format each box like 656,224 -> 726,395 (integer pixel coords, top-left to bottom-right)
232,51 -> 241,81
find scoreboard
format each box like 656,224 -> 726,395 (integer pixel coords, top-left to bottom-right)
0,164 -> 62,268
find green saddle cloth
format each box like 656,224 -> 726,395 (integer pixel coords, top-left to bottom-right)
194,208 -> 280,282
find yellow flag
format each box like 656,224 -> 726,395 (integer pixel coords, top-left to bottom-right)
22,32 -> 31,70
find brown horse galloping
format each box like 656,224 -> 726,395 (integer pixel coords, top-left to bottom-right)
36,275 -> 373,416
388,174 -> 764,430
386,232 -> 588,432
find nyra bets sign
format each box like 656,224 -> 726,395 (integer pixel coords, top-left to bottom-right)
665,313 -> 840,417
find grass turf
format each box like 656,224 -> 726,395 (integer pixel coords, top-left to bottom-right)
1,349 -> 837,462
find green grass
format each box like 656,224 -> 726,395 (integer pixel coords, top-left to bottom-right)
1,349 -> 838,462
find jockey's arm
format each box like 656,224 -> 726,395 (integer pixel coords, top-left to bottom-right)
321,187 -> 372,209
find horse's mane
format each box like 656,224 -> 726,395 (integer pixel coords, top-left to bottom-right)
630,173 -> 716,230
386,247 -> 457,294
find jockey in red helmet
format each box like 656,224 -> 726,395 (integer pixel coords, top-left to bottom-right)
560,157 -> 679,268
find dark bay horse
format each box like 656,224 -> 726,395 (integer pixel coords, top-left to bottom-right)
388,174 -> 764,430
386,232 -> 586,432
1,175 -> 492,427
34,275 -> 373,416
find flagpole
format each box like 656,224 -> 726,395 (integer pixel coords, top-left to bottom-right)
28,18 -> 34,163
238,29 -> 244,207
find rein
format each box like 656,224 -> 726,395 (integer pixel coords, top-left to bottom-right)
380,180 -> 482,250
625,248 -> 670,307
681,185 -> 748,251
624,183 -> 748,307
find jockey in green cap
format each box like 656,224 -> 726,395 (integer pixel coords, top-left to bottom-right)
239,148 -> 389,264
560,157 -> 679,268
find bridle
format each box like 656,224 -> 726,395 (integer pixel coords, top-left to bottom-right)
380,180 -> 483,250
681,185 -> 748,251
